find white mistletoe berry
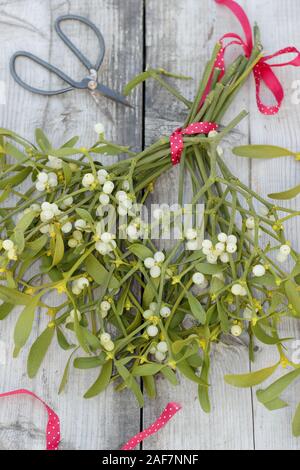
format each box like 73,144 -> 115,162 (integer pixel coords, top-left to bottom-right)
217,233 -> 228,243
75,219 -> 87,231
226,243 -> 237,254
99,193 -> 110,205
155,351 -> 166,362
227,235 -> 237,245
82,173 -> 95,188
157,341 -> 168,353
95,241 -> 110,255
231,325 -> 242,337
160,306 -> 171,318
144,257 -> 155,269
206,253 -> 218,264
100,301 -> 111,312
192,272 -> 206,286
150,265 -> 161,278
280,245 -> 291,256
185,228 -> 197,241
61,222 -> 73,234
246,217 -> 255,230
116,191 -> 128,202
154,251 -> 165,263
100,332 -> 111,343
103,181 -> 114,195
47,155 -> 62,170
143,310 -> 153,319
2,239 -> 14,251
231,284 -> 245,296
252,265 -> 266,277
94,122 -> 105,134
97,169 -> 108,184
147,325 -> 159,337
202,239 -> 213,250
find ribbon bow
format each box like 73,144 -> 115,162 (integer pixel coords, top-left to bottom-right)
214,0 -> 300,115
170,122 -> 218,165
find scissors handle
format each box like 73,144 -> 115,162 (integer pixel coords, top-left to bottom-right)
55,14 -> 105,72
9,51 -> 86,96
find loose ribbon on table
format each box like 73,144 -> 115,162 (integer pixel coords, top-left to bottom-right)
212,0 -> 300,115
170,122 -> 218,165
0,390 -> 181,450
0,389 -> 60,450
121,402 -> 182,450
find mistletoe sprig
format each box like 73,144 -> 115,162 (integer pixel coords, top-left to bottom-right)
1,28 -> 300,437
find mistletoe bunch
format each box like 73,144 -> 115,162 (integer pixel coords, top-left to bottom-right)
1,25 -> 300,437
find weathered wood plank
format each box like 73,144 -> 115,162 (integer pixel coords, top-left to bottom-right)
0,0 -> 143,450
143,0 -> 254,450
248,0 -> 300,451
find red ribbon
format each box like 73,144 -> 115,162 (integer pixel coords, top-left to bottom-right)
214,0 -> 300,115
0,390 -> 180,450
170,122 -> 218,165
0,389 -> 60,450
121,402 -> 182,450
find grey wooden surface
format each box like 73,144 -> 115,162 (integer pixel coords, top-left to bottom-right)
0,0 -> 300,450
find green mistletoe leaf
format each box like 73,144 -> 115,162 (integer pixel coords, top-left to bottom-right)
74,355 -> 106,369
187,292 -> 206,325
292,402 -> 300,437
257,368 -> 300,406
225,363 -> 279,388
85,254 -> 119,289
269,184 -> 300,200
51,226 -> 64,267
0,286 -> 33,305
13,296 -> 39,357
35,128 -> 51,151
133,364 -> 163,376
84,359 -> 113,399
27,325 -> 55,378
284,280 -> 300,316
0,167 -> 31,190
143,375 -> 156,399
0,302 -> 14,320
161,367 -> 178,385
128,243 -> 153,260
198,351 -> 211,413
233,145 -> 296,159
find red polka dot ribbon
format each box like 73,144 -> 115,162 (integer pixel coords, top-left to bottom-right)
121,402 -> 182,450
0,389 -> 60,450
170,122 -> 218,165
208,0 -> 300,115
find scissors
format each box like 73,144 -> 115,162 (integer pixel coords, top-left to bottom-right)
10,14 -> 132,108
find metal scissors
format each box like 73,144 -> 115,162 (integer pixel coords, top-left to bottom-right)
10,14 -> 132,108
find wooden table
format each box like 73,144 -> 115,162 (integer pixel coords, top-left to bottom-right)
0,0 -> 300,450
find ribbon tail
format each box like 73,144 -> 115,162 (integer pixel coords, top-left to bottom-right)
121,402 -> 182,450
0,389 -> 60,450
254,64 -> 284,115
215,0 -> 253,53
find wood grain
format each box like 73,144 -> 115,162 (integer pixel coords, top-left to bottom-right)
0,0 -> 143,450
143,0 -> 254,450
248,0 -> 300,451
1,0 -> 300,450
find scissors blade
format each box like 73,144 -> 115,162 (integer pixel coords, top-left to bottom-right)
95,83 -> 133,108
